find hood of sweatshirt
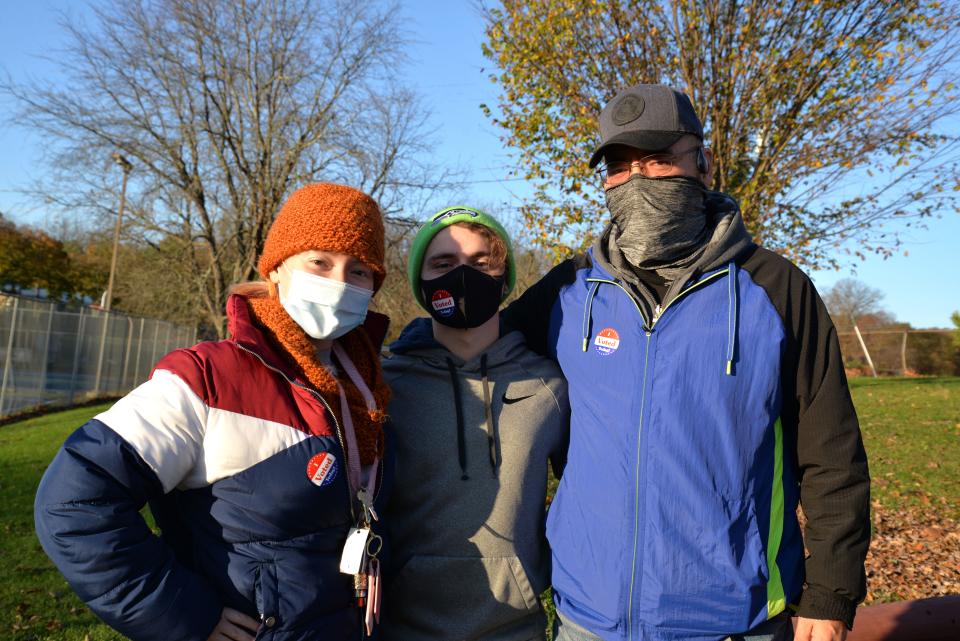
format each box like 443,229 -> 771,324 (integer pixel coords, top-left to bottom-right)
593,189 -> 755,320
388,316 -> 532,373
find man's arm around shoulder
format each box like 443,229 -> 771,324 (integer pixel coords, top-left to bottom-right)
502,255 -> 585,356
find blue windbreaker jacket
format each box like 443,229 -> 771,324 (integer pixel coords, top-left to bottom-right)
504,201 -> 869,641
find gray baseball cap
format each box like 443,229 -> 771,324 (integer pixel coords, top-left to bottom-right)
589,84 -> 703,168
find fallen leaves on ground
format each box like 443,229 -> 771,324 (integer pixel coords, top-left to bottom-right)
863,500 -> 960,603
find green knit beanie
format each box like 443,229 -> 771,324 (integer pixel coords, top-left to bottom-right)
408,206 -> 516,310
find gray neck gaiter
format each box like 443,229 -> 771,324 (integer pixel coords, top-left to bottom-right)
604,174 -> 710,282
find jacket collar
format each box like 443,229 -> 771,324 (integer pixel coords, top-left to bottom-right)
225,293 -> 391,377
226,294 -> 299,376
388,316 -> 530,373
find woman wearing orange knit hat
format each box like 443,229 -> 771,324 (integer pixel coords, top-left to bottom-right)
35,183 -> 392,641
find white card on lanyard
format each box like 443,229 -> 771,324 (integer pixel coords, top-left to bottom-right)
339,527 -> 370,575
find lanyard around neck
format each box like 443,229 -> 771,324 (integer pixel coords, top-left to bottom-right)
331,342 -> 379,500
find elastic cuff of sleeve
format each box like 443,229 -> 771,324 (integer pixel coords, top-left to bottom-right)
796,585 -> 857,629
108,579 -> 222,641
163,585 -> 223,641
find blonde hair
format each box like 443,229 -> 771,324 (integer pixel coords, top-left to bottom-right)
228,281 -> 274,298
452,222 -> 508,273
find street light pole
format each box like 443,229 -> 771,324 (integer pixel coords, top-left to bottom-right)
94,153 -> 132,396
104,153 -> 132,312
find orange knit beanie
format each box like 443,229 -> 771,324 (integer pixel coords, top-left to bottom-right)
258,183 -> 386,290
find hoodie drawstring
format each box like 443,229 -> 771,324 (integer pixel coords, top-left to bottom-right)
446,357 -> 469,480
726,261 -> 739,376
446,355 -> 500,480
581,281 -> 601,352
480,354 -> 500,473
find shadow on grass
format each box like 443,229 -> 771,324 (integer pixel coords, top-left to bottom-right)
0,396 -> 122,428
849,376 -> 960,388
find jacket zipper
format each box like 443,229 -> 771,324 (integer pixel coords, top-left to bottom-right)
626,330 -> 652,641
587,268 -> 730,640
585,278 -> 651,331
235,342 -> 358,522
650,269 -> 730,327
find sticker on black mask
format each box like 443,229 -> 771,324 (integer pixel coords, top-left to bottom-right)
420,265 -> 505,329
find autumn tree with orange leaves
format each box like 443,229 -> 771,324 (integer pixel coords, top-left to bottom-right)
0,214 -> 76,297
482,0 -> 960,267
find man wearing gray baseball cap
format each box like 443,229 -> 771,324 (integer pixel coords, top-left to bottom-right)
504,84 -> 869,641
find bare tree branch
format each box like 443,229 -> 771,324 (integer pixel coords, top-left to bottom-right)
2,0 -> 445,336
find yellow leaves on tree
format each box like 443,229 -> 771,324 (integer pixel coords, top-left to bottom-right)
481,0 -> 960,269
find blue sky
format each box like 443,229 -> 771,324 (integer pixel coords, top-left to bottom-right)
2,1 -> 957,328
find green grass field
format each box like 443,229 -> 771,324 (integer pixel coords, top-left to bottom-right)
2,378 -> 957,639
0,404 -> 124,640
850,377 -> 960,520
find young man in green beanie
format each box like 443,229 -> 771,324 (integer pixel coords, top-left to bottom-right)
381,207 -> 569,641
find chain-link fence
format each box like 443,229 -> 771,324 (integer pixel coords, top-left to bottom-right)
0,294 -> 197,419
837,329 -> 958,377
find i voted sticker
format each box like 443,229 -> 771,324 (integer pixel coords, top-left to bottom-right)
306,452 -> 339,487
431,289 -> 456,317
594,328 -> 621,356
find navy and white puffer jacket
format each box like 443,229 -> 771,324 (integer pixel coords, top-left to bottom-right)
34,295 -> 389,641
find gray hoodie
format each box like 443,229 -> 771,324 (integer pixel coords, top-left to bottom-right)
381,317 -> 569,641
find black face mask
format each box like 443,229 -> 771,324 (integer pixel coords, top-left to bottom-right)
420,265 -> 506,329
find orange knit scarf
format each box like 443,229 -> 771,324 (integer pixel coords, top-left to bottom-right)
245,294 -> 389,465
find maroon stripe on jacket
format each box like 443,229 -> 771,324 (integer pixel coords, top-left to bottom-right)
153,338 -> 337,440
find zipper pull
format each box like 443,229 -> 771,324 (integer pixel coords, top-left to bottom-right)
650,304 -> 663,329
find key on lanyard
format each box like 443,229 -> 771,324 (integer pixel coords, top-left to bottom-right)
357,487 -> 378,525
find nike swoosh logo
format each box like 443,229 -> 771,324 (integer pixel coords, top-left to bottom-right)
502,393 -> 535,405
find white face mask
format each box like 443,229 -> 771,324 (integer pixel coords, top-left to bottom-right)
279,266 -> 373,340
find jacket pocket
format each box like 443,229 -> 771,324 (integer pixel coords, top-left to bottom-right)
385,554 -> 543,641
645,498 -> 768,634
254,561 -> 279,639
